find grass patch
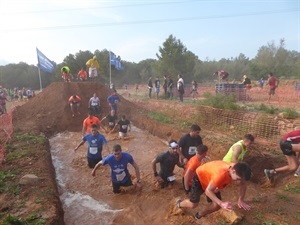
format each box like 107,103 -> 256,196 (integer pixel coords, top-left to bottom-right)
252,104 -> 299,118
284,184 -> 300,194
200,92 -> 241,110
146,111 -> 173,124
276,193 -> 290,201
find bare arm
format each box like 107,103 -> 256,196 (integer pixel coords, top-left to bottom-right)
151,158 -> 164,183
184,169 -> 192,191
237,180 -> 251,210
91,160 -> 103,176
231,145 -> 242,163
205,181 -> 232,211
74,140 -> 85,151
82,126 -> 87,137
132,162 -> 141,181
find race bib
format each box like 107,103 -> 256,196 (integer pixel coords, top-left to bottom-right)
89,147 -> 98,154
114,100 -> 119,103
122,125 -> 128,130
116,171 -> 126,181
167,175 -> 176,182
109,122 -> 114,126
188,146 -> 197,155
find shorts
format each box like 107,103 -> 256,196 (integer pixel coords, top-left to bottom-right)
155,88 -> 160,93
89,68 -> 98,78
190,175 -> 221,203
119,132 -> 128,138
280,140 -> 296,156
110,105 -> 117,111
112,176 -> 133,193
87,157 -> 102,169
269,87 -> 276,95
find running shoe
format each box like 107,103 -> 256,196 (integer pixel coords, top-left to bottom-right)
176,199 -> 182,209
264,169 -> 273,181
194,212 -> 202,220
294,170 -> 300,177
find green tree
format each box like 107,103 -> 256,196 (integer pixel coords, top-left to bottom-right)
156,35 -> 197,81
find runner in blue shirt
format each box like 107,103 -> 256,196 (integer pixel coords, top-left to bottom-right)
107,90 -> 121,114
92,144 -> 142,193
74,124 -> 109,168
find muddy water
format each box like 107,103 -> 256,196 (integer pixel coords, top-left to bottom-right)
49,126 -> 170,225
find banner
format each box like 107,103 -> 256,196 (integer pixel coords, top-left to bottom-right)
110,52 -> 124,71
36,48 -> 55,73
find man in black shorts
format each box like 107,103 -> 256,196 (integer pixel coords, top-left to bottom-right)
100,110 -> 118,131
177,161 -> 252,220
178,124 -> 203,165
264,127 -> 300,180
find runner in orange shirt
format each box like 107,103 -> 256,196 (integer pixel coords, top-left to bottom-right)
77,68 -> 87,81
183,145 -> 208,194
68,95 -> 81,117
177,161 -> 252,220
82,111 -> 106,136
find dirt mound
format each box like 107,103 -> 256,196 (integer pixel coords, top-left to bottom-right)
13,82 -> 116,135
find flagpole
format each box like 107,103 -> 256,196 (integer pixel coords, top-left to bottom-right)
38,67 -> 42,92
109,51 -> 112,88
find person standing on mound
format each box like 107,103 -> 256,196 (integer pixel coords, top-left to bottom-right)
177,161 -> 252,220
61,66 -> 72,82
92,144 -> 142,193
86,56 -> 100,80
74,124 -> 109,168
264,127 -> 300,180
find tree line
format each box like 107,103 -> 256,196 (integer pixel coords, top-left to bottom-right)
0,35 -> 299,90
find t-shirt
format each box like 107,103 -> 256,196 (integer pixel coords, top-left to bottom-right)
223,140 -> 246,162
102,152 -> 134,183
83,116 -> 100,133
195,160 -> 233,191
106,114 -> 118,128
156,150 -> 179,177
178,133 -> 203,160
118,119 -> 130,133
154,80 -> 160,88
183,155 -> 202,186
268,76 -> 278,89
282,130 -> 300,143
167,79 -> 174,89
107,94 -> 120,106
83,133 -> 107,159
148,79 -> 153,88
69,95 -> 81,104
90,96 -> 100,106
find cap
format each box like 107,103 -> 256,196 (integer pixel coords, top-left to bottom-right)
169,141 -> 178,148
93,56 -> 97,60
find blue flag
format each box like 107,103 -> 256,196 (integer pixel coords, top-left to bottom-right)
110,52 -> 124,70
36,48 -> 55,73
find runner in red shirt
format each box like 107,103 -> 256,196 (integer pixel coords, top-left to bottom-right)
183,145 -> 208,194
267,72 -> 279,102
264,128 -> 300,180
68,95 -> 81,117
77,68 -> 87,81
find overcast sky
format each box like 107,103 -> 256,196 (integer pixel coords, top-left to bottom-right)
0,0 -> 299,65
